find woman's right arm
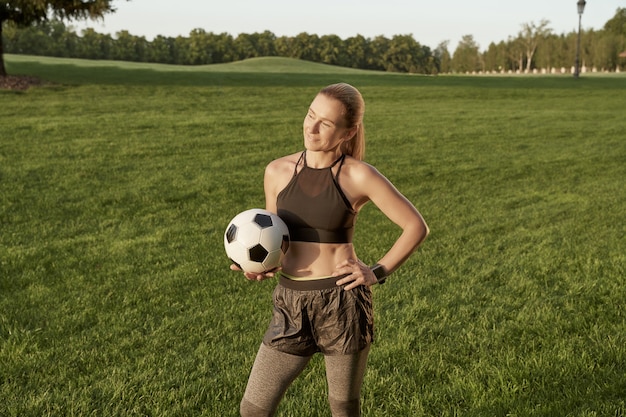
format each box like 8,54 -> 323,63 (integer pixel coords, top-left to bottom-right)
264,159 -> 282,214
231,158 -> 287,281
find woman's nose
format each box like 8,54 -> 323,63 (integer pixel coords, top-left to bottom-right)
305,120 -> 319,133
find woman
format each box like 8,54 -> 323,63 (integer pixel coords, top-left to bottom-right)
234,83 -> 429,417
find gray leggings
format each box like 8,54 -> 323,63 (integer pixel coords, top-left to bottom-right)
240,343 -> 370,417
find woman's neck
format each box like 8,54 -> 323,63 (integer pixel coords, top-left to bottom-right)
304,149 -> 342,169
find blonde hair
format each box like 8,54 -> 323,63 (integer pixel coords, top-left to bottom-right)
319,83 -> 366,161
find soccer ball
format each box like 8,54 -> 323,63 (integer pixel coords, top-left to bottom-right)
224,208 -> 290,274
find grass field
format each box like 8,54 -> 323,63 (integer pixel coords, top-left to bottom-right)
1,54 -> 625,417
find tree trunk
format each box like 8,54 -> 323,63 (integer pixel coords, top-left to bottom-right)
525,45 -> 537,73
0,19 -> 7,77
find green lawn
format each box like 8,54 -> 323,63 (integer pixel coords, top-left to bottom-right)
1,54 -> 625,417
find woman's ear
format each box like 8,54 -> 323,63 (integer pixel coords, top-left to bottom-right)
344,125 -> 358,141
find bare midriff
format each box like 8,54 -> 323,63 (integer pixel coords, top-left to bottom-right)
281,241 -> 357,278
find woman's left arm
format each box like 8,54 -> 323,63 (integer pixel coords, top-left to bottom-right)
335,163 -> 429,289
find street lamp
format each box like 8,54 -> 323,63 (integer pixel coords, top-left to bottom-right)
574,0 -> 586,78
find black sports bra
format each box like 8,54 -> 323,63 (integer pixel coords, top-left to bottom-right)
276,152 -> 357,243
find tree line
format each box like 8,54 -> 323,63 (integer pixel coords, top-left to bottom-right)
3,8 -> 625,75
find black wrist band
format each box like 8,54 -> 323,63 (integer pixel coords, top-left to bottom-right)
371,264 -> 388,284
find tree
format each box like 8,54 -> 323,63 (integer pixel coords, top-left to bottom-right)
504,35 -> 525,72
0,0 -> 123,76
518,19 -> 552,72
344,35 -> 369,69
451,35 -> 481,73
367,36 -> 390,71
76,27 -> 112,60
111,30 -> 147,62
434,41 -> 452,73
383,34 -> 422,73
256,31 -> 277,57
603,8 -> 626,36
290,32 -> 320,62
147,35 -> 175,64
233,32 -> 276,61
187,28 -> 212,64
318,34 -> 344,66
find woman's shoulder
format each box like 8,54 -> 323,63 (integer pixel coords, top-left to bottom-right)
339,156 -> 390,209
265,151 -> 303,176
342,155 -> 381,181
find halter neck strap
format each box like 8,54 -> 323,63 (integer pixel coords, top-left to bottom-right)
301,151 -> 344,169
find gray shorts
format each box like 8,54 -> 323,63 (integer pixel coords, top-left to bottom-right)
262,275 -> 374,356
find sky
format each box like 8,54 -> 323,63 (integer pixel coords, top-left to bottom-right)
72,0 -> 625,51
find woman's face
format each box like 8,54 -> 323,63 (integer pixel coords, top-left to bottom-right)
302,94 -> 352,153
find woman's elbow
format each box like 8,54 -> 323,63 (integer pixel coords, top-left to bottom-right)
406,217 -> 429,249
417,222 -> 429,246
